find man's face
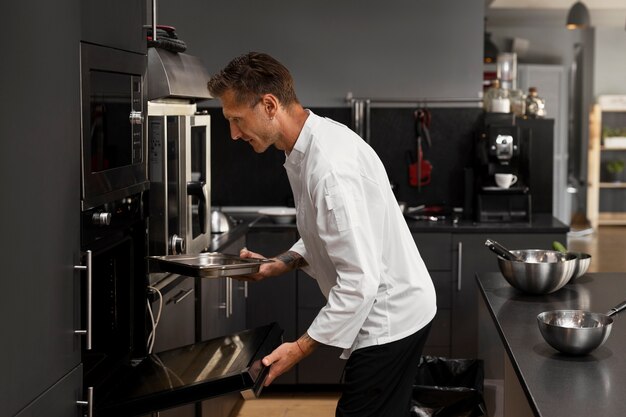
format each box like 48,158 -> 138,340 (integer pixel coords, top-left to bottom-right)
220,90 -> 277,153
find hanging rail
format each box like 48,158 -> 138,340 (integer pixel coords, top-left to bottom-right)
346,93 -> 483,143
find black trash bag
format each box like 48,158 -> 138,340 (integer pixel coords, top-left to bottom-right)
410,356 -> 487,417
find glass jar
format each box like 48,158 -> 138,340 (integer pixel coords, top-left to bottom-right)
484,80 -> 510,113
525,87 -> 546,118
509,88 -> 526,117
497,53 -> 517,91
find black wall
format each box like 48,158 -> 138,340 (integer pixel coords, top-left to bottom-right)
205,106 -> 483,210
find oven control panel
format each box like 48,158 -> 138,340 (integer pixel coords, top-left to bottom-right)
81,192 -> 145,247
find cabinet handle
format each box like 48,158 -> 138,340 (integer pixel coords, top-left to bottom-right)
237,280 -> 249,298
220,278 -> 233,318
172,287 -> 194,304
77,386 -> 93,417
228,277 -> 233,317
74,250 -> 92,350
457,242 -> 463,291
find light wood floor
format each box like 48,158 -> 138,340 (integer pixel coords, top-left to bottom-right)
567,225 -> 626,272
235,226 -> 626,417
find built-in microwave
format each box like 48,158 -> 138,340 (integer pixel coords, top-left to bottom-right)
80,42 -> 149,211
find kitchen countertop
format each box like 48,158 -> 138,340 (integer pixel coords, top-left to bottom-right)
477,272 -> 626,417
221,207 -> 568,234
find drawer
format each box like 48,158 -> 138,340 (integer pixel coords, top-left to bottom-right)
430,271 -> 452,309
424,308 -> 451,348
412,232 -> 452,271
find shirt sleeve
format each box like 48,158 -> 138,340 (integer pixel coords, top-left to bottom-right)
306,170 -> 385,349
288,238 -> 316,277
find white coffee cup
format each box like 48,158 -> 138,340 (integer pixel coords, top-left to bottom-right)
495,173 -> 517,189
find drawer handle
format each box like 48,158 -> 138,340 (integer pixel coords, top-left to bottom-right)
457,241 -> 463,292
173,288 -> 194,304
76,386 -> 93,417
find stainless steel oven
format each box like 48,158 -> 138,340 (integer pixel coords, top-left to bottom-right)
80,42 -> 149,211
147,101 -> 211,285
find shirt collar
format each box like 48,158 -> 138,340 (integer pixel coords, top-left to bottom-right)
285,109 -> 317,168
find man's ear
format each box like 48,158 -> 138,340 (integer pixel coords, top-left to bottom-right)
261,94 -> 279,119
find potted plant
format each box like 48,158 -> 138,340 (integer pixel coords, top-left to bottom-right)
606,159 -> 625,182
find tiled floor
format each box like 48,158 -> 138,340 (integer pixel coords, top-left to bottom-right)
235,226 -> 626,417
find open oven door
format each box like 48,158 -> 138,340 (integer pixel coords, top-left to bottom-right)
94,322 -> 282,417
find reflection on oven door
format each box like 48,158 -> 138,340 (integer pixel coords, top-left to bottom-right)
95,322 -> 283,417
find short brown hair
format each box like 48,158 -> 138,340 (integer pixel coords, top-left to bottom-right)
207,52 -> 299,107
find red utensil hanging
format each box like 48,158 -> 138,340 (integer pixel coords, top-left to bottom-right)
408,109 -> 433,190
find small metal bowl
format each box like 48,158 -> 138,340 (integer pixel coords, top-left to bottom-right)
497,249 -> 577,294
537,310 -> 613,355
568,252 -> 592,283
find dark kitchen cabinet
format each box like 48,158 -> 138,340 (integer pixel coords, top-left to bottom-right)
412,228 -> 567,359
246,228 -> 346,385
412,233 -> 454,357
3,1 -> 82,415
199,235 -> 248,417
200,235 -> 248,341
151,277 -> 196,353
245,229 -> 298,384
14,365 -> 83,417
80,0 -> 146,54
451,232 -> 566,358
297,271 -> 345,384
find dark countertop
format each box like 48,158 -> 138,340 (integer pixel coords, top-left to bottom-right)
222,207 -> 569,234
405,213 -> 568,233
477,272 -> 626,417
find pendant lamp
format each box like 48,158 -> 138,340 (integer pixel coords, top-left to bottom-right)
566,1 -> 591,30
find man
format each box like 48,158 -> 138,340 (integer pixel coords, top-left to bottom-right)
207,52 -> 436,417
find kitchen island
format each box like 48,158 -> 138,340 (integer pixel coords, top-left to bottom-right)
477,272 -> 626,417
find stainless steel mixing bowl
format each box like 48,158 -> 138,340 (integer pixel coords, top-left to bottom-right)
496,249 -> 577,294
568,252 -> 592,282
537,301 -> 626,355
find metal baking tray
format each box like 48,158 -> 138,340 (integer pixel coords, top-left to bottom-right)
148,252 -> 273,278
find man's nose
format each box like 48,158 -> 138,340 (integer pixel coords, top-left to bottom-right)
229,123 -> 242,140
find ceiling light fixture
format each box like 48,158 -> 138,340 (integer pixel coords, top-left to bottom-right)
566,1 -> 591,30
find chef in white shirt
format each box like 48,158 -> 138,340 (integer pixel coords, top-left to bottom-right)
207,52 -> 436,417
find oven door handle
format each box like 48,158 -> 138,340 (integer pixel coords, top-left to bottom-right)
74,250 -> 92,350
187,181 -> 207,234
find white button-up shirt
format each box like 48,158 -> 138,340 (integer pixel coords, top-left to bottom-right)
285,111 -> 437,358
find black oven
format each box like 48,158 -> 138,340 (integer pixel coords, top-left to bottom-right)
80,192 -> 148,392
80,42 -> 149,211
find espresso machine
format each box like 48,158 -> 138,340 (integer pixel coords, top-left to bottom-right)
474,113 -> 532,222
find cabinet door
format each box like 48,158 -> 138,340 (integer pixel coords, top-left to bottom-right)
297,272 -> 345,384
452,232 -> 566,358
245,229 -> 298,384
151,277 -> 196,353
3,1 -> 81,414
412,233 -> 453,357
81,0 -> 146,54
200,235 -> 247,341
15,365 -> 83,417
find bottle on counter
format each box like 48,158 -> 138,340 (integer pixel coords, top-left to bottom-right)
525,87 -> 546,118
483,80 -> 510,113
509,88 -> 526,118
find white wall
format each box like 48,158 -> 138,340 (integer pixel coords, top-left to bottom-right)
594,27 -> 626,96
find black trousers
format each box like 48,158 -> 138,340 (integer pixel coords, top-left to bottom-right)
336,321 -> 432,417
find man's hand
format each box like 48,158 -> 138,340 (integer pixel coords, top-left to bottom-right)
261,334 -> 318,386
237,248 -> 307,281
